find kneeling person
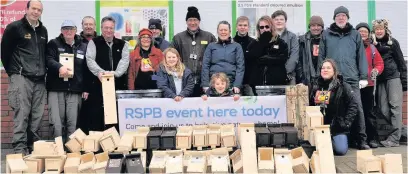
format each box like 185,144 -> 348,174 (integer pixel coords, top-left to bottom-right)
157,48 -> 195,102
202,72 -> 240,101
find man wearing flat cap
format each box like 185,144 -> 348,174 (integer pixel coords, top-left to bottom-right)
296,15 -> 324,85
46,20 -> 88,141
148,18 -> 170,51
318,6 -> 370,150
171,6 -> 216,97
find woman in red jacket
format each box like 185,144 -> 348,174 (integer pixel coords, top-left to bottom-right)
128,28 -> 164,90
356,22 -> 384,148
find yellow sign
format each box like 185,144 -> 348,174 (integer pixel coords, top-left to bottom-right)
101,0 -> 168,7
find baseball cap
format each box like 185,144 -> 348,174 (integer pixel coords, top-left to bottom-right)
61,20 -> 76,28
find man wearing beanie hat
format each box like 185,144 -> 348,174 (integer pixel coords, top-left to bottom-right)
356,22 -> 385,148
271,10 -> 299,85
148,18 -> 170,51
296,15 -> 324,85
372,19 -> 407,147
318,6 -> 370,150
172,6 -> 216,97
46,20 -> 89,140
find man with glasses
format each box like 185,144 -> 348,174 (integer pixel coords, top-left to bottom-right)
318,6 -> 370,150
83,16 -> 129,132
46,20 -> 88,141
171,6 -> 216,97
1,0 -> 48,155
233,16 -> 256,96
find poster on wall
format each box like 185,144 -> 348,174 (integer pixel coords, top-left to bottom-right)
100,0 -> 170,50
1,0 -> 27,67
236,0 -> 307,38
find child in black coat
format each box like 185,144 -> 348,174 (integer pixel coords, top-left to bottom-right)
201,72 -> 240,101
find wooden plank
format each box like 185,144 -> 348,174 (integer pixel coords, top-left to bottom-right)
102,74 -> 117,124
240,126 -> 258,173
314,125 -> 336,173
296,84 -> 309,139
286,86 -> 297,124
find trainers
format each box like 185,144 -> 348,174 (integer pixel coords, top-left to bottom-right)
368,140 -> 379,148
358,142 -> 371,150
380,140 -> 400,147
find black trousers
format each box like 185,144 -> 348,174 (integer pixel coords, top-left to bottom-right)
360,86 -> 378,141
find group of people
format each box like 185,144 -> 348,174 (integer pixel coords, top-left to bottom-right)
1,0 -> 406,156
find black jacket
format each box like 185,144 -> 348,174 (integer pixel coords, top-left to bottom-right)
233,32 -> 256,84
46,34 -> 88,92
247,35 -> 289,86
80,31 -> 97,44
156,64 -> 195,98
296,31 -> 321,85
310,75 -> 358,135
374,35 -> 407,91
1,16 -> 48,79
205,87 -> 235,97
171,29 -> 217,83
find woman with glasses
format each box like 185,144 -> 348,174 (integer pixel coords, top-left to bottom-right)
128,28 -> 164,90
247,15 -> 289,89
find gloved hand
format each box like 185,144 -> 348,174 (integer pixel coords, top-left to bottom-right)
259,31 -> 272,44
359,80 -> 368,89
370,68 -> 379,81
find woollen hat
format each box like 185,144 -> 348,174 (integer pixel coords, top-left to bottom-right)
148,18 -> 163,31
333,6 -> 349,20
309,15 -> 324,28
138,28 -> 153,38
356,22 -> 370,33
185,6 -> 201,21
371,19 -> 393,45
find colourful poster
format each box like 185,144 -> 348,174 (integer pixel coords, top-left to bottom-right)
1,0 -> 27,67
100,0 -> 170,50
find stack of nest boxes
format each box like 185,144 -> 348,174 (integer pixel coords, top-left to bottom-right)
31,137 -> 66,173
357,149 -> 403,174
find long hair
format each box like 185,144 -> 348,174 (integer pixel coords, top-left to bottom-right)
162,48 -> 185,78
210,72 -> 230,90
256,15 -> 278,42
319,59 -> 339,81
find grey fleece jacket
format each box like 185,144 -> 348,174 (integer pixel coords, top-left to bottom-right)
279,29 -> 299,74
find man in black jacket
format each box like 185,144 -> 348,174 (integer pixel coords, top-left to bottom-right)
296,16 -> 324,85
80,16 -> 97,44
172,6 -> 216,96
46,20 -> 88,141
0,0 -> 48,155
233,16 -> 255,96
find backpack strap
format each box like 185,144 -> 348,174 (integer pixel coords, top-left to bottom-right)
370,44 -> 376,67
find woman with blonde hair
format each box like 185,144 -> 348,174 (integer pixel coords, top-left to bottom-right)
156,48 -> 195,101
247,15 -> 289,90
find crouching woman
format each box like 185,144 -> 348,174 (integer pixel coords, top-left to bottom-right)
310,59 -> 358,156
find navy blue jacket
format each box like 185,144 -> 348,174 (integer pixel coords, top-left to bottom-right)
156,64 -> 195,98
201,38 -> 245,88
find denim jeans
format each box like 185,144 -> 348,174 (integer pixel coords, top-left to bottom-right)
332,134 -> 348,156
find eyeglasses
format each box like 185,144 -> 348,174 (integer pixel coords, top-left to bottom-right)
140,36 -> 151,39
259,25 -> 270,29
62,27 -> 76,31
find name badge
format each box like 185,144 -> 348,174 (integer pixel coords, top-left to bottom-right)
273,45 -> 279,49
76,54 -> 84,59
201,40 -> 208,45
